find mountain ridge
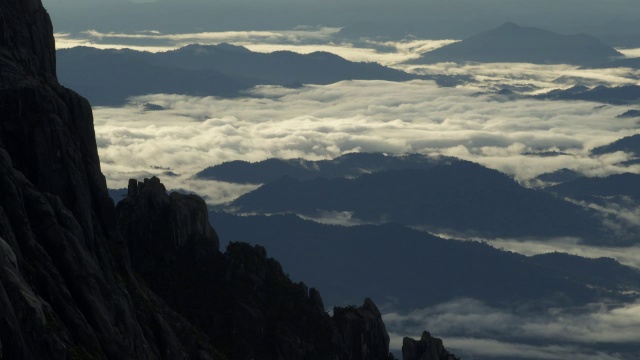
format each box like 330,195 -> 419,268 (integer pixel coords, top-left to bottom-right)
410,22 -> 622,66
57,44 -> 469,106
195,153 -> 458,184
228,161 -> 609,242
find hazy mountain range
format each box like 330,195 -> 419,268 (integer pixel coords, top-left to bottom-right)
225,160 -> 610,242
591,134 -> 640,157
409,22 -> 622,66
210,211 -> 640,358
194,153 -> 457,184
535,85 -> 640,105
57,45 -> 466,106
547,173 -> 640,202
212,211 -> 640,310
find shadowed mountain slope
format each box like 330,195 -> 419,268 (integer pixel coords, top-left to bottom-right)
56,44 -> 458,106
546,173 -> 640,201
154,43 -> 417,85
535,85 -> 640,105
195,153 -> 458,184
229,161 -> 608,242
211,212 -> 640,310
590,134 -> 640,157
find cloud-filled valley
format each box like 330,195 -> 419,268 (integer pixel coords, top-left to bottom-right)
385,298 -> 640,359
94,80 -> 640,192
62,26 -> 640,360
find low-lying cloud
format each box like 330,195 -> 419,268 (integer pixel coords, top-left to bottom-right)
55,28 -> 640,99
94,80 -> 639,199
385,298 -> 640,359
54,29 -> 458,66
478,236 -> 640,270
55,27 -> 342,51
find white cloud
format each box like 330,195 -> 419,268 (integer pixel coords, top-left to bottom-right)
54,29 -> 460,66
617,47 -> 640,58
402,61 -> 640,92
73,27 -> 342,45
93,80 -> 640,204
384,298 -> 640,359
474,236 -> 640,270
426,337 -> 625,360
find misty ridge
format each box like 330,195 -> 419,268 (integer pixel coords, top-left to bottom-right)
57,44 -> 467,106
409,22 -> 623,66
55,21 -> 640,110
225,161 -> 607,240
194,153 -> 456,184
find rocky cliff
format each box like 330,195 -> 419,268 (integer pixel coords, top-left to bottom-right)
0,0 -> 456,359
402,332 -> 460,360
117,177 -> 396,360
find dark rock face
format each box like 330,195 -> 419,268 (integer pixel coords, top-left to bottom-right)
117,177 -> 397,360
0,1 -> 219,359
229,161 -> 605,242
55,44 -> 420,106
333,299 -> 395,360
194,153 -> 455,184
117,177 -> 220,282
402,332 -> 459,360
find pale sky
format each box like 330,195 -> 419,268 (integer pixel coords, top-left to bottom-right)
43,0 -> 640,41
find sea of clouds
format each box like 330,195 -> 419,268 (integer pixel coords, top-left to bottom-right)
93,81 -> 639,194
385,298 -> 640,359
59,28 -> 640,359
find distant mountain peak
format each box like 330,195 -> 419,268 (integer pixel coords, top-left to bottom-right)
410,23 -> 622,66
496,21 -> 525,30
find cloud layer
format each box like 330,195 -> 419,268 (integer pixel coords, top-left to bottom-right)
55,29 -> 459,66
94,80 -> 640,194
385,298 -> 640,359
55,29 -> 640,86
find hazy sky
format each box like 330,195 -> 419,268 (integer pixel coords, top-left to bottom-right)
43,0 -> 640,41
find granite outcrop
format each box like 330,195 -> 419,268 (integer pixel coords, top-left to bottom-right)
117,177 -> 398,360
